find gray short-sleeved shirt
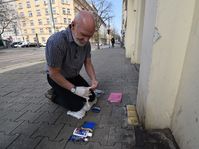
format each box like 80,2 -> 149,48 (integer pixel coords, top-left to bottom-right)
45,26 -> 91,78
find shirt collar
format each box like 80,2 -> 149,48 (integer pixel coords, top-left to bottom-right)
66,25 -> 74,43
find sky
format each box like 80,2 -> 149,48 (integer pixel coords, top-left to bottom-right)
109,0 -> 122,35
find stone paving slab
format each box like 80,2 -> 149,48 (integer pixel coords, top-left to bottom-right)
0,120 -> 23,135
35,137 -> 67,149
0,47 -> 139,148
11,121 -> 40,137
31,123 -> 64,140
15,111 -> 44,123
6,135 -> 42,149
0,133 -> 19,149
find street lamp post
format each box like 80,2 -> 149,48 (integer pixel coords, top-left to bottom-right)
48,0 -> 55,33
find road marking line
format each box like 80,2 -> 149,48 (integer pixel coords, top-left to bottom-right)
0,61 -> 45,74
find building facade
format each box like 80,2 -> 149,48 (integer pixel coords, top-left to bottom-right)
14,0 -> 75,43
2,0 -> 107,44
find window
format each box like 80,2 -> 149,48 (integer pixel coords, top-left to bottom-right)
61,0 -> 68,4
20,12 -> 25,17
43,0 -> 48,5
24,29 -> 27,34
35,0 -> 39,6
51,0 -> 55,4
67,8 -> 70,14
32,29 -> 35,34
40,28 -> 44,33
52,7 -> 56,14
42,37 -> 46,43
54,18 -> 57,24
22,21 -> 26,27
18,3 -> 23,9
64,18 -> 67,24
33,37 -> 37,42
56,27 -> 59,32
48,28 -> 52,34
45,8 -> 49,15
36,10 -> 41,16
28,11 -> 33,17
68,18 -> 71,24
46,18 -> 50,24
30,20 -> 34,26
62,8 -> 66,15
27,1 -> 31,8
38,19 -> 42,25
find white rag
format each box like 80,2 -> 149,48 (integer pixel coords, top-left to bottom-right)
67,108 -> 86,119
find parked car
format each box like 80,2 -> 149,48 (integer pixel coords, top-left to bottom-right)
21,42 -> 45,47
40,43 -> 46,47
15,41 -> 29,48
23,42 -> 37,47
11,41 -> 22,48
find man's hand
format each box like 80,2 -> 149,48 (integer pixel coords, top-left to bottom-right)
74,86 -> 91,98
90,79 -> 98,90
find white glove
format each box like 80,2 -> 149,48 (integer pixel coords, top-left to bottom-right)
74,86 -> 91,98
67,109 -> 86,119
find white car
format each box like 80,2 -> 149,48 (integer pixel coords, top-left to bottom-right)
13,42 -> 22,48
14,42 -> 29,48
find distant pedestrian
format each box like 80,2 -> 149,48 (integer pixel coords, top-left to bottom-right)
111,37 -> 115,47
45,10 -> 98,119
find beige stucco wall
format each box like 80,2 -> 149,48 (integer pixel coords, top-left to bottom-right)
137,0 -> 196,129
136,0 -> 157,124
171,1 -> 199,149
123,0 -> 144,64
146,0 -> 195,128
124,0 -> 135,58
131,0 -> 145,64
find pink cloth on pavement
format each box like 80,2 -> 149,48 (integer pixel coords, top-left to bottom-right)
108,92 -> 122,103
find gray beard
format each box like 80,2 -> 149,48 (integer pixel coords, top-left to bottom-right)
72,33 -> 86,47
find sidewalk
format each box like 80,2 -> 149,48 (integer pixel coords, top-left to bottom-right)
0,47 -> 139,149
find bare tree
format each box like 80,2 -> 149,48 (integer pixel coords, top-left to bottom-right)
91,0 -> 113,49
0,1 -> 18,39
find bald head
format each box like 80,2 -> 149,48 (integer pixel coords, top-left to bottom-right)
71,10 -> 96,46
73,10 -> 95,33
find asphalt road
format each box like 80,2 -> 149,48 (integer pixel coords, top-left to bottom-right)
0,44 -> 119,73
0,47 -> 45,73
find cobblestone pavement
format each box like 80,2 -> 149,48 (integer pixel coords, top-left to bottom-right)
0,47 -> 139,149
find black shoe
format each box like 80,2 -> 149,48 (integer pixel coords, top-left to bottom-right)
45,88 -> 56,102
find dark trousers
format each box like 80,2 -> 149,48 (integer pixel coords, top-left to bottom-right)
47,74 -> 95,111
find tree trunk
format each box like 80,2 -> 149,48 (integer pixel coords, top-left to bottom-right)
97,31 -> 100,49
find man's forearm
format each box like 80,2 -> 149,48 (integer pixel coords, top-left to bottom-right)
85,63 -> 96,81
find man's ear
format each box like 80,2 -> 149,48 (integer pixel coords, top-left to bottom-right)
71,21 -> 75,29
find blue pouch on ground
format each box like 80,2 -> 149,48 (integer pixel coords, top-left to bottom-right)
91,106 -> 101,113
68,135 -> 88,142
82,121 -> 96,130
